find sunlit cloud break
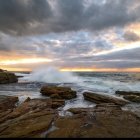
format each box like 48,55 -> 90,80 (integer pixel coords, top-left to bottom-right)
1,58 -> 52,65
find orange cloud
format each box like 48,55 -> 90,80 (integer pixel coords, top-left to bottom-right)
126,22 -> 140,36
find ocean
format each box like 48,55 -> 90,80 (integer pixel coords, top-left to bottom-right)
0,68 -> 140,115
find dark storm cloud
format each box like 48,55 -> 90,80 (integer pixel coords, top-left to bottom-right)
123,31 -> 140,42
0,33 -> 11,51
84,0 -> 136,30
0,0 -> 52,35
0,0 -> 140,35
50,0 -> 84,32
0,43 -> 10,51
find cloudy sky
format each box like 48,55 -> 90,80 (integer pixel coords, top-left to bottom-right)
0,0 -> 140,72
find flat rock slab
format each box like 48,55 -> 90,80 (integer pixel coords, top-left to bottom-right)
47,103 -> 140,138
0,98 -> 64,138
0,110 -> 55,138
83,92 -> 129,106
40,86 -> 77,100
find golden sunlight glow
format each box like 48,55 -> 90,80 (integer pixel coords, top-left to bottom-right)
0,67 -> 31,72
1,66 -> 139,72
0,58 -> 53,65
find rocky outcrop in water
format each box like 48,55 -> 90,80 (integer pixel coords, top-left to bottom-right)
40,86 -> 77,100
116,91 -> 140,96
83,92 -> 129,106
116,91 -> 140,103
0,70 -> 18,84
123,95 -> 140,103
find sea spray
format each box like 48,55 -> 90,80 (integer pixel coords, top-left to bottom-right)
19,70 -> 140,94
24,67 -> 80,83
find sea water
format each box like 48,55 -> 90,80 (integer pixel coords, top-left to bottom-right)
0,67 -> 140,114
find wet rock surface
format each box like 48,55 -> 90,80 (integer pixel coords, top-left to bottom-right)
0,97 -> 65,138
47,103 -> 140,138
83,92 -> 129,106
40,86 -> 77,100
0,96 -> 140,138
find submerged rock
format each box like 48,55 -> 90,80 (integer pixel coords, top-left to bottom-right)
83,92 -> 129,106
40,86 -> 77,100
123,95 -> 140,103
47,103 -> 140,138
116,91 -> 140,96
0,95 -> 18,111
0,71 -> 18,84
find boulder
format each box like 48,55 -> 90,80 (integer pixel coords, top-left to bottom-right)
40,86 -> 77,100
123,95 -> 140,103
47,103 -> 140,138
0,95 -> 19,111
0,71 -> 18,84
116,91 -> 140,96
83,92 -> 129,106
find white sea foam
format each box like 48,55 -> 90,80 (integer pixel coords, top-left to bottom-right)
2,71 -> 140,114
22,67 -> 80,83
19,68 -> 140,94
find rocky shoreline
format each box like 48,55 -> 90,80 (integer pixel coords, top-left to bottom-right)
0,69 -> 18,84
0,70 -> 140,138
0,94 -> 140,138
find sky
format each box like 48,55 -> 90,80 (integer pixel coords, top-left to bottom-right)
0,0 -> 140,72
